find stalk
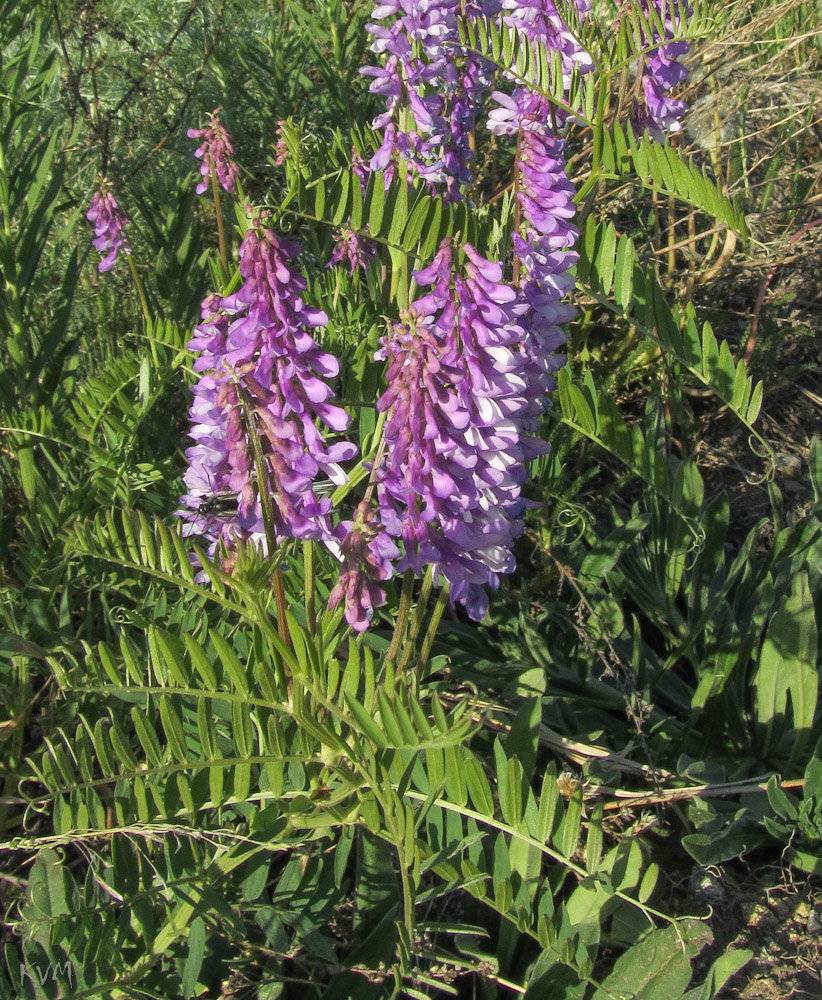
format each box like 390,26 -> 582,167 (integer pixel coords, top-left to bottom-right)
210,160 -> 229,274
396,565 -> 434,678
303,540 -> 316,637
417,582 -> 450,676
127,255 -> 151,323
384,569 -> 415,668
237,383 -> 291,649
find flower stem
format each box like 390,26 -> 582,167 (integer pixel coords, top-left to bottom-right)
513,127 -> 523,286
417,582 -> 449,675
210,162 -> 229,275
397,565 -> 433,679
127,255 -> 151,323
385,569 -> 415,669
303,540 -> 316,637
237,382 -> 291,649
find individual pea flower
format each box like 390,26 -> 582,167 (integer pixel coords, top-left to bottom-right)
328,227 -> 378,275
86,184 -> 131,273
187,110 -> 240,194
328,500 -> 400,632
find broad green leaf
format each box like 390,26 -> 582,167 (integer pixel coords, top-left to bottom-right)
591,920 -> 712,1000
681,948 -> 753,1000
755,571 -> 818,758
182,916 -> 206,998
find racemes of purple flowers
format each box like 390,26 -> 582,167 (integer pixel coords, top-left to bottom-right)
362,0 -> 500,200
179,0 -> 693,631
179,221 -> 356,563
87,185 -> 130,273
375,239 -> 534,619
188,111 -> 240,195
328,228 -> 378,276
635,1 -> 691,141
329,500 -> 400,632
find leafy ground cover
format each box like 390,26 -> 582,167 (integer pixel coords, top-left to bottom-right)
1,1 -> 821,997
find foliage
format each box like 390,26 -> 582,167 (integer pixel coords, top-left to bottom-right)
1,1 -> 820,998
764,742 -> 822,874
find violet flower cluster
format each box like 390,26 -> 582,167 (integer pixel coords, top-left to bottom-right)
274,121 -> 289,167
179,222 -> 356,563
328,227 -> 378,276
635,1 -> 691,141
362,0 -> 498,199
180,1 -> 593,628
328,500 -> 400,632
87,186 -> 131,273
188,111 -> 240,195
488,4 -> 584,430
373,239 -> 536,619
501,0 -> 593,82
326,0 -> 586,623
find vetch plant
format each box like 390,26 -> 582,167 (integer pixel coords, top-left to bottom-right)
5,2 -> 788,998
179,218 -> 357,569
374,239 -> 534,619
176,0 -> 720,647
86,181 -> 152,321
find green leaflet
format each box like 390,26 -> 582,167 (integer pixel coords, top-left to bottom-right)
592,122 -> 747,236
573,222 -> 770,467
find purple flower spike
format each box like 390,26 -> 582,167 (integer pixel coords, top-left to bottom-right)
634,1 -> 691,141
329,501 -> 400,632
274,121 -> 289,166
374,239 -> 535,618
328,227 -> 378,275
501,0 -> 593,81
361,0 -> 499,200
178,223 -> 357,563
487,86 -> 577,433
86,186 -> 130,273
188,110 -> 240,195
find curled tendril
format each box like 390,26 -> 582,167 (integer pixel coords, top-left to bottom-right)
683,522 -> 708,573
556,501 -> 593,540
746,435 -> 777,486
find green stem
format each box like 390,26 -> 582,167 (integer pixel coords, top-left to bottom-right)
237,382 -> 291,649
396,832 -> 414,971
396,99 -> 412,310
127,254 -> 151,323
303,540 -> 316,637
417,582 -> 449,674
576,75 -> 610,205
513,127 -> 523,286
397,565 -> 433,679
385,569 -> 415,668
210,162 -> 229,275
